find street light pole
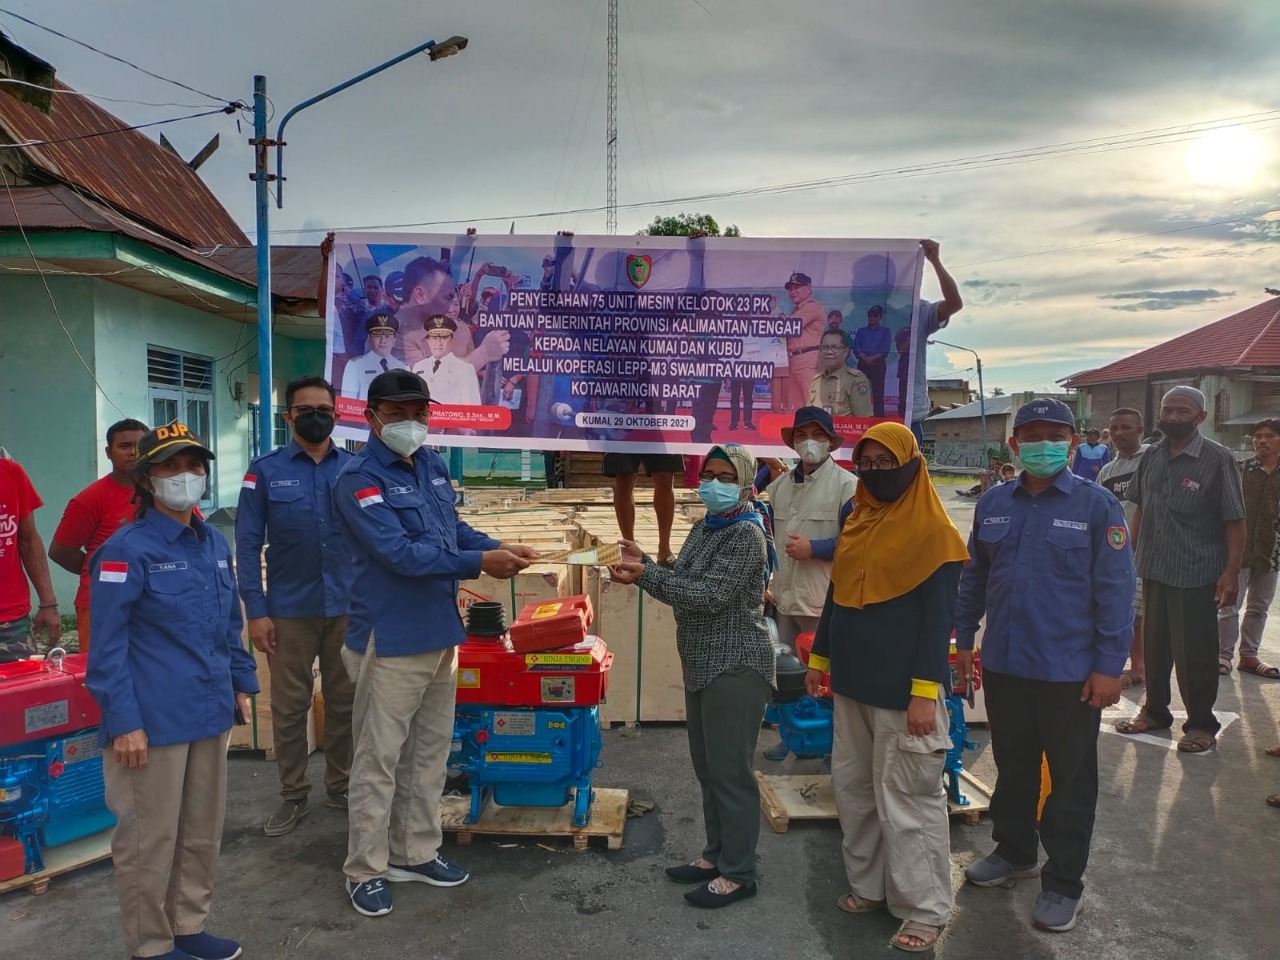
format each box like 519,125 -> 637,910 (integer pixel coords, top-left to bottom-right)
249,36 -> 469,456
929,338 -> 988,457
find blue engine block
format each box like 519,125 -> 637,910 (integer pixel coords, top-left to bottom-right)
764,697 -> 834,759
448,706 -> 602,827
0,728 -> 115,874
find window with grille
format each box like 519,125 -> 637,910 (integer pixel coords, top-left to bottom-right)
147,347 -> 215,509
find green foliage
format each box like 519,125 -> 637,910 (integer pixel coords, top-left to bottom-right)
639,213 -> 741,237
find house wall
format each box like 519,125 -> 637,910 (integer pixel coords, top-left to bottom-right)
0,273 -> 324,613
1078,380 -> 1147,429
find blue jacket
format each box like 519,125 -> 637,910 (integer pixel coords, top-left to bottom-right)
334,434 -> 501,657
954,469 -> 1134,682
235,439 -> 354,620
86,510 -> 259,746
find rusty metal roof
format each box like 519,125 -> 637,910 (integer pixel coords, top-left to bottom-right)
1062,297 -> 1280,387
210,245 -> 322,302
0,79 -> 247,247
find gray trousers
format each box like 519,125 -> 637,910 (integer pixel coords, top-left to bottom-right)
684,665 -> 772,884
1217,567 -> 1278,662
775,613 -> 820,656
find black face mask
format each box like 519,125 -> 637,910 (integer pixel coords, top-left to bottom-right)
1157,419 -> 1196,441
294,411 -> 335,444
855,457 -> 921,503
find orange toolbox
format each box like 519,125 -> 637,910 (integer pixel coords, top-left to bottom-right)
507,595 -> 594,653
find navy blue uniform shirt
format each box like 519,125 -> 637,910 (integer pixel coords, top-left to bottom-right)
334,434 -> 501,657
954,468 -> 1135,682
87,509 -> 260,746
235,438 -> 354,620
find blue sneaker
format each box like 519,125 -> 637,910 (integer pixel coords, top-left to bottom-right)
387,855 -> 470,887
346,878 -> 393,917
173,933 -> 241,960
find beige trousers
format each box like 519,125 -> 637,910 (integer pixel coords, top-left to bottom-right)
831,693 -> 952,927
271,616 -> 354,800
103,731 -> 231,958
341,639 -> 457,882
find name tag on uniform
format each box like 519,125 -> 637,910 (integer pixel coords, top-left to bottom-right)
1182,478 -> 1201,492
387,485 -> 414,495
270,479 -> 300,488
217,559 -> 229,569
431,477 -> 448,486
149,561 -> 189,573
1052,519 -> 1088,531
982,516 -> 1010,525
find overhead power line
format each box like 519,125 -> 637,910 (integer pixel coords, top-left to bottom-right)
0,6 -> 236,105
0,76 -> 226,110
0,105 -> 236,149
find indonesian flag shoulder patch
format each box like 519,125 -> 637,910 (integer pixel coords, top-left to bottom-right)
242,473 -> 257,490
1106,526 -> 1127,550
99,560 -> 129,582
355,486 -> 384,508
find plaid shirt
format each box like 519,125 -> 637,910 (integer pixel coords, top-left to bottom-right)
1241,458 -> 1280,571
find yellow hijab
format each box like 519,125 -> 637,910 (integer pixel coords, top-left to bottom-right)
832,421 -> 969,608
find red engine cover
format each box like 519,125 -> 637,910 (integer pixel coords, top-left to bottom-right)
0,653 -> 100,747
508,595 -> 593,654
456,635 -> 611,708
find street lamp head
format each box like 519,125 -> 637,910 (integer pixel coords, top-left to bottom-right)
429,36 -> 469,61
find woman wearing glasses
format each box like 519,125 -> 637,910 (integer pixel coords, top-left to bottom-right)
807,422 -> 969,952
609,442 -> 775,909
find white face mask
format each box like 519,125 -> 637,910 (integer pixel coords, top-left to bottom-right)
152,472 -> 205,511
796,438 -> 830,465
380,419 -> 429,456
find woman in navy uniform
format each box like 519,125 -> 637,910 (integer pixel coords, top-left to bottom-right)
87,423 -> 259,960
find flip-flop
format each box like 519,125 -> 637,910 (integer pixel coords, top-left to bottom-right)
1119,670 -> 1145,690
837,893 -> 886,914
1264,744 -> 1280,758
1177,732 -> 1216,754
1238,660 -> 1280,679
892,920 -> 943,953
1115,715 -> 1170,735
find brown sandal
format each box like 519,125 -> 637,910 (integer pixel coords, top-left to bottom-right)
1238,659 -> 1280,679
1115,715 -> 1170,735
837,893 -> 886,914
1177,732 -> 1216,754
1267,794 -> 1280,808
892,920 -> 943,953
1264,744 -> 1280,758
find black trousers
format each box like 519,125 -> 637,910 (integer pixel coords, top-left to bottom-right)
690,382 -> 722,443
858,359 -> 887,416
984,669 -> 1100,899
728,379 -> 757,425
1141,579 -> 1220,735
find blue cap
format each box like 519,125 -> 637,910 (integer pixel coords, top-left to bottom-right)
780,406 -> 844,450
1013,397 -> 1076,430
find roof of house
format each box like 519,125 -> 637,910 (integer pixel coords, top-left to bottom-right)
1062,297 -> 1280,388
0,79 -> 247,248
210,245 -> 322,302
926,396 -> 1015,421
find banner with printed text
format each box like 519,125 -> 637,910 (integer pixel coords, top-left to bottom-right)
325,233 -> 926,455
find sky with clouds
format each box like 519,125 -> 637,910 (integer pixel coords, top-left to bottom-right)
4,0 -> 1278,393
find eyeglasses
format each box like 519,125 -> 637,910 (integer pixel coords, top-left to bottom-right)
698,471 -> 738,484
819,345 -> 846,353
854,456 -> 898,472
376,408 -> 430,424
292,405 -> 335,417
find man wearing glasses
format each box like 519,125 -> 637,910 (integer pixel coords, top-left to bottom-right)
236,375 -> 357,838
334,370 -> 536,918
807,329 -> 873,418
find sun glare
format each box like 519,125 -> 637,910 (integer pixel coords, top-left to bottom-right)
1184,126 -> 1267,187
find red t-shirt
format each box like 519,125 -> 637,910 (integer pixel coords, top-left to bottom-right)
53,474 -> 137,609
0,460 -> 43,623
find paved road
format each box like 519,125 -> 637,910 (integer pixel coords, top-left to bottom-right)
6,483 -> 1277,959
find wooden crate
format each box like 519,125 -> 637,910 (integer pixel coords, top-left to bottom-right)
756,770 -> 994,832
459,564 -> 578,625
592,573 -> 685,724
0,828 -> 112,896
438,787 -> 627,851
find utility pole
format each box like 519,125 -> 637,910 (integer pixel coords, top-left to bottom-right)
250,75 -> 275,456
606,0 -> 618,235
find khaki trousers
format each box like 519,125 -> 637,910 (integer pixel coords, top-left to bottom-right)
831,693 -> 952,927
341,639 -> 457,882
103,731 -> 230,958
271,616 -> 355,800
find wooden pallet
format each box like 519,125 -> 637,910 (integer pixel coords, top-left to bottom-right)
756,770 -> 994,833
438,787 -> 627,851
0,828 -> 112,896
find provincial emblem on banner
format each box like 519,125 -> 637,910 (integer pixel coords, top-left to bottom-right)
625,254 -> 652,289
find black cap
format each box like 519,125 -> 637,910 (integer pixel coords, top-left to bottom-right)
136,422 -> 215,467
426,315 -> 458,334
366,369 -> 434,405
867,304 -> 884,316
365,308 -> 398,335
780,406 -> 844,451
784,272 -> 813,289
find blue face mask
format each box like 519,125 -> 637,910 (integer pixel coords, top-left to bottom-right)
1017,440 -> 1072,478
698,479 -> 741,515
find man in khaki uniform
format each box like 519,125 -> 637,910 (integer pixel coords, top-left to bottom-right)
776,272 -> 827,413
764,407 -> 857,761
807,329 -> 873,417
